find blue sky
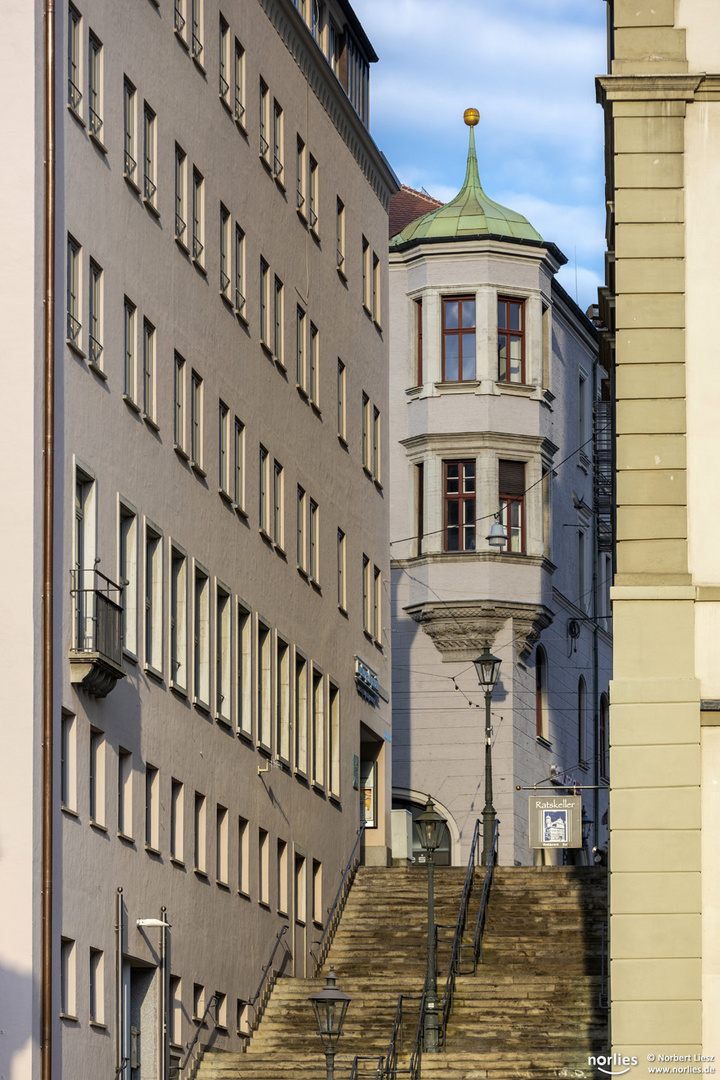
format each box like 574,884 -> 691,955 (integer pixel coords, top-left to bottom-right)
351,0 -> 608,312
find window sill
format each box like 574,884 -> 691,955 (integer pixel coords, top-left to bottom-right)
373,318 -> 383,333
215,713 -> 233,731
258,900 -> 271,911
170,856 -> 186,869
295,769 -> 308,784
297,206 -> 308,225
174,27 -> 190,50
274,543 -> 286,559
89,1020 -> 108,1030
310,401 -> 321,418
260,153 -> 272,174
337,265 -> 347,284
274,355 -> 287,374
337,434 -> 348,450
66,339 -> 86,360
260,340 -> 273,359
143,413 -> 160,432
118,831 -> 135,845
237,725 -> 253,745
235,116 -> 248,137
310,225 -> 321,243
145,844 -> 162,858
191,53 -> 206,75
193,695 -> 210,714
311,780 -> 326,796
219,486 -> 233,505
170,679 -> 188,698
88,360 -> 107,380
144,663 -> 164,684
174,443 -> 190,461
67,102 -> 85,127
329,792 -> 341,808
496,379 -> 535,394
337,605 -> 348,618
297,564 -> 309,580
123,647 -> 138,664
220,289 -> 234,310
310,578 -> 322,594
362,465 -> 374,480
89,130 -> 108,155
219,93 -> 232,115
60,1013 -> 79,1024
274,173 -> 286,193
123,394 -> 141,414
235,305 -> 249,327
238,888 -> 251,901
216,879 -> 231,892
61,804 -> 79,819
296,383 -> 309,401
434,379 -> 480,391
175,234 -> 189,254
191,461 -> 207,478
89,819 -> 108,834
123,172 -> 141,196
192,256 -> 207,277
536,735 -> 552,749
194,867 -> 209,880
234,502 -> 248,520
362,302 -> 372,318
144,197 -> 160,219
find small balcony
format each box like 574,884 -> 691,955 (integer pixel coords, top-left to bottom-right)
69,568 -> 125,697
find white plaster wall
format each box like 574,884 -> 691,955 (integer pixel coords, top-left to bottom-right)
677,0 -> 720,71
701,726 -> 720,1053
0,3 -> 42,1079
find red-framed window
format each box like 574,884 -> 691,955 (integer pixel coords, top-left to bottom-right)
415,298 -> 423,385
498,297 -> 525,383
442,297 -> 476,382
499,459 -> 525,553
443,460 -> 476,552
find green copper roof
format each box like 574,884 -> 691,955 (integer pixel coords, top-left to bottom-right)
390,124 -> 543,247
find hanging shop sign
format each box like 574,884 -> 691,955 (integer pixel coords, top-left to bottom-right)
529,794 -> 582,849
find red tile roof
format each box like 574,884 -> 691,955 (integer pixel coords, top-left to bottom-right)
389,185 -> 443,238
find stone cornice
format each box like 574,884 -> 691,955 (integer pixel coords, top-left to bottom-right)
400,431 -> 559,461
404,599 -> 554,661
596,73 -> 703,105
259,0 -> 399,209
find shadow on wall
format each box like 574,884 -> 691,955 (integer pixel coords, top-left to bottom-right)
0,960 -> 35,1076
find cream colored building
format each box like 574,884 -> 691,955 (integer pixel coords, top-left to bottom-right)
598,0 -> 720,1067
0,1 -> 396,1077
388,119 -> 612,870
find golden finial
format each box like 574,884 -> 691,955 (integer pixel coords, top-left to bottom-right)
464,108 -> 480,127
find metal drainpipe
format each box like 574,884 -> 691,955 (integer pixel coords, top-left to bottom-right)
116,888 -> 124,1075
160,907 -> 167,1080
42,2 -> 56,1080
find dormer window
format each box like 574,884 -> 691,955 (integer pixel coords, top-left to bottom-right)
442,297 -> 476,381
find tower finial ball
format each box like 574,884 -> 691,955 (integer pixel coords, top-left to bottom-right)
464,108 -> 480,127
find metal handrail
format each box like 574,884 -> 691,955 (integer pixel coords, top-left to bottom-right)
350,1056 -> 384,1080
383,995 -> 405,1080
246,925 -> 289,1009
176,992 -> 219,1077
439,818 -> 481,1043
407,983 -> 426,1080
472,820 -> 499,971
311,823 -> 365,973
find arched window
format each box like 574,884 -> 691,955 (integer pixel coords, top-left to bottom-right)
578,677 -> 587,766
535,647 -> 548,740
599,693 -> 609,781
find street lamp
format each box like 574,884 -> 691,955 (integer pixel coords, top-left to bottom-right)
309,965 -> 351,1080
486,515 -> 508,550
414,795 -> 448,1053
473,643 -> 502,864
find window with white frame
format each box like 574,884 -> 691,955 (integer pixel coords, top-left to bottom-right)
277,838 -> 288,914
192,983 -> 205,1021
123,78 -> 137,185
89,727 -> 105,826
67,235 -> 81,349
145,522 -> 162,674
216,805 -> 229,885
234,225 -> 246,317
234,417 -> 245,509
259,445 -> 270,533
174,0 -> 187,40
276,637 -> 290,762
174,352 -> 186,450
170,779 -> 184,861
258,828 -> 269,905
237,815 -> 249,894
259,79 -> 269,162
297,486 -> 306,572
257,621 -> 271,748
118,748 -> 133,839
145,763 -> 159,850
234,40 -> 245,125
273,276 -> 284,363
372,253 -> 380,325
89,948 -> 104,1024
170,546 -> 187,691
192,169 -> 204,263
190,370 -> 203,467
175,145 -> 187,245
273,460 -> 284,548
123,298 -> 136,401
295,652 -> 308,775
194,791 -> 206,873
61,938 -> 76,1018
329,683 -> 340,797
88,259 -> 103,367
309,155 -> 318,231
273,101 -> 284,183
218,401 -> 229,493
373,565 -> 381,644
372,406 -> 381,483
216,585 -> 231,721
260,257 -> 270,344
219,15 -> 230,106
309,322 -> 319,406
68,6 -> 82,114
361,392 -> 370,472
61,711 -> 77,812
295,853 -> 306,925
237,603 -> 252,737
361,237 -> 370,311
193,565 -> 210,707
88,32 -> 103,139
143,103 -> 157,207
312,667 -> 324,787
190,0 -> 203,62
142,318 -> 155,421
337,529 -> 346,611
362,555 -> 370,634
119,502 -> 138,656
296,306 -> 306,391
296,135 -> 306,214
220,205 -> 231,301
170,975 -> 182,1046
309,499 -> 319,583
336,197 -> 345,273
577,677 -> 587,767
312,859 -> 323,925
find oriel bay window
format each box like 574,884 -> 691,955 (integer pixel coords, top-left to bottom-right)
498,297 -> 525,383
443,461 -> 475,552
442,297 -> 475,381
498,459 -> 525,553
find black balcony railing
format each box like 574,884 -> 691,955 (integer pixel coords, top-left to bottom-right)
69,568 -> 124,696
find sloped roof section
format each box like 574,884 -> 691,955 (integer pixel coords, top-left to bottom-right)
389,186 -> 444,238
390,116 -> 543,248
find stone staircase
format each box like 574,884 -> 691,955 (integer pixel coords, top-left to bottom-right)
194,866 -> 468,1080
194,864 -> 608,1080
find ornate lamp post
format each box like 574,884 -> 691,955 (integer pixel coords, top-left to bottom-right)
309,965 -> 351,1080
414,795 -> 448,1053
473,643 -> 502,864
